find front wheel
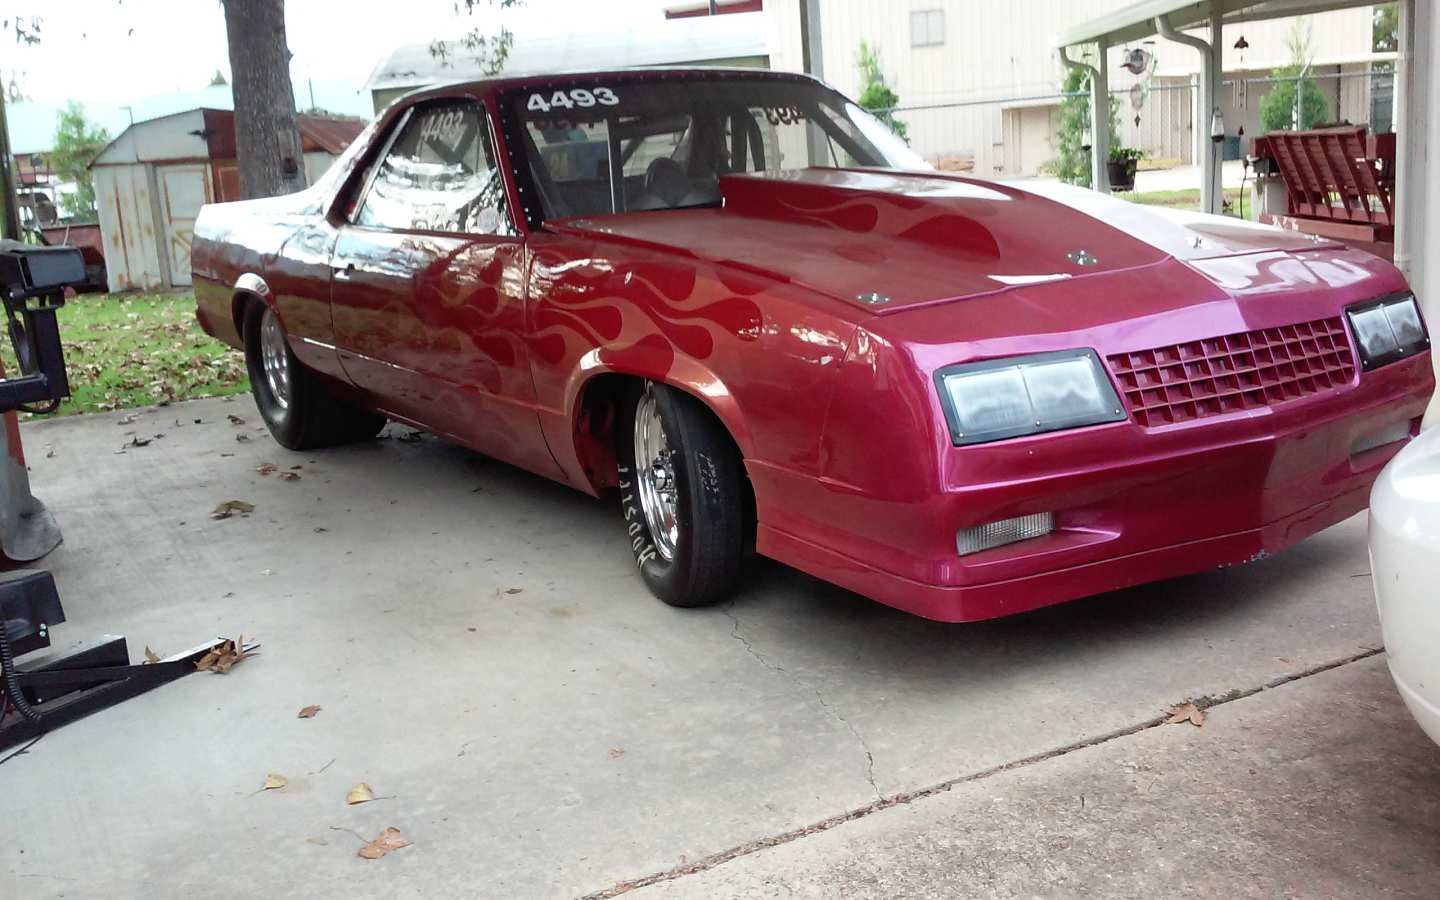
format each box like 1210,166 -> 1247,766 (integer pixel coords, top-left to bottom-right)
243,302 -> 385,450
617,382 -> 747,607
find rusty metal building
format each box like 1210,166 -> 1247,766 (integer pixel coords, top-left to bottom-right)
91,109 -> 363,292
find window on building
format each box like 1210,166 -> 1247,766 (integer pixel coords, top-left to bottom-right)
910,9 -> 945,48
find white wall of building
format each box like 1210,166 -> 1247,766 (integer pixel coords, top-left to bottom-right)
765,2 -> 1387,177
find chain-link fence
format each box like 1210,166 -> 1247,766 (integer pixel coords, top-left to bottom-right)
878,66 -> 1395,182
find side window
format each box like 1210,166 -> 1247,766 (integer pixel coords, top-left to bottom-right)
355,103 -> 515,236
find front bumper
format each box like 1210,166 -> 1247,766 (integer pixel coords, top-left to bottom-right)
755,352 -> 1433,622
1370,424 -> 1440,747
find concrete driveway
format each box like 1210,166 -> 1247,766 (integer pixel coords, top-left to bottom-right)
2,396 -> 1438,897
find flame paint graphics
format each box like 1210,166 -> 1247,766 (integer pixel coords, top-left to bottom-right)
760,188 -> 1003,260
528,242 -> 765,379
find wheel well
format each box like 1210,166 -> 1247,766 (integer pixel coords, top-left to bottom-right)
231,290 -> 261,338
574,375 -> 755,527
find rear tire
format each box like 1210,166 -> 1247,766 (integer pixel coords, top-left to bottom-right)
242,302 -> 385,450
617,381 -> 746,607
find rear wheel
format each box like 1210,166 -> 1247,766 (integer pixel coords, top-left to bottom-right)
617,382 -> 746,607
242,302 -> 385,450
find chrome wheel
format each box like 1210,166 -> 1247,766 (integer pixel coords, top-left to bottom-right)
634,385 -> 680,562
259,308 -> 291,410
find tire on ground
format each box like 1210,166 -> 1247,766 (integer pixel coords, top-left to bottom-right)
241,300 -> 386,450
616,381 -> 746,607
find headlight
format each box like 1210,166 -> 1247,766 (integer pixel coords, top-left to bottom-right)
935,349 -> 1126,446
1347,293 -> 1429,370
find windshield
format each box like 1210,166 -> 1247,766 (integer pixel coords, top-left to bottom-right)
504,73 -> 929,222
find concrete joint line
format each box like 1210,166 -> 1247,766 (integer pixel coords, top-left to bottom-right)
581,645 -> 1384,899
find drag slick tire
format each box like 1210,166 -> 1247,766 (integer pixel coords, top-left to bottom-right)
242,302 -> 385,450
617,382 -> 746,607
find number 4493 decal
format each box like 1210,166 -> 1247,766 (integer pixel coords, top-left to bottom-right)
527,87 -> 619,112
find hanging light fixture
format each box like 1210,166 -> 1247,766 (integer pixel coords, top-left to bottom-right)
1211,107 -> 1226,143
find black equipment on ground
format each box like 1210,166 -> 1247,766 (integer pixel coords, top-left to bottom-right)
0,242 -> 229,754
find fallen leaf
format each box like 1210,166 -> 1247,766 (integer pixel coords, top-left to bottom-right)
346,783 -> 375,805
257,463 -> 278,476
227,414 -> 245,425
278,471 -> 300,482
1166,701 -> 1206,728
236,433 -> 251,443
210,500 -> 255,520
44,445 -> 54,458
118,413 -> 138,425
195,636 -> 254,674
126,434 -> 151,448
297,705 -> 322,719
396,430 -> 423,444
608,747 -> 625,759
263,773 -> 288,791
357,826 -> 410,860
504,588 -> 523,595
143,645 -> 160,664
313,526 -> 328,533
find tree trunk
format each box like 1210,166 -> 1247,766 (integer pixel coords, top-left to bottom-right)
221,0 -> 306,199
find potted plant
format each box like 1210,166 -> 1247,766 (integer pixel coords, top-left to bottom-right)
1107,147 -> 1144,191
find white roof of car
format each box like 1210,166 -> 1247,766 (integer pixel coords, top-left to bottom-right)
366,12 -> 770,93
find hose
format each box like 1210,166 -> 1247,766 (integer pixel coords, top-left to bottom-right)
0,616 -> 41,722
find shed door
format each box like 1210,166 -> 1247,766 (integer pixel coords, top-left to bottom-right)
157,164 -> 210,287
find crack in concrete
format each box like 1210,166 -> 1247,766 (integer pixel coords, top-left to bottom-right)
810,686 -> 882,802
722,602 -> 786,674
581,646 -> 1384,899
723,603 -> 882,801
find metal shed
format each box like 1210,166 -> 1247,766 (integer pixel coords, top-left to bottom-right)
91,109 -> 364,292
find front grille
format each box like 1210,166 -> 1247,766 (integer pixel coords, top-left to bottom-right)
1107,317 -> 1356,428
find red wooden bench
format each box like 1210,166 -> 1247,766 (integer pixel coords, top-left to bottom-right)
1251,127 -> 1396,260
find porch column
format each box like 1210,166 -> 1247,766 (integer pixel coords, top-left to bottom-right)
1091,39 -> 1112,192
1157,7 -> 1222,214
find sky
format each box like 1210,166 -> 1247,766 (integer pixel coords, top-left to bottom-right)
1,0 -> 678,112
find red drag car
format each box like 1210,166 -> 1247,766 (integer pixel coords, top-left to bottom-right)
192,68 -> 1434,622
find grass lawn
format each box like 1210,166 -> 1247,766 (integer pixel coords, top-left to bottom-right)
1123,187 -> 1257,220
0,292 -> 248,418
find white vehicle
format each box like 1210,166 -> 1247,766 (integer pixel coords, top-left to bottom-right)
1370,423 -> 1440,745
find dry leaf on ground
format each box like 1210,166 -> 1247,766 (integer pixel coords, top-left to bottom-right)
195,636 -> 253,674
346,783 -> 375,805
278,471 -> 300,482
227,414 -> 245,425
236,433 -> 251,443
257,463 -> 278,476
210,500 -> 254,520
1166,701 -> 1206,727
118,413 -> 138,425
357,827 -> 410,860
262,773 -> 288,791
143,645 -> 160,664
608,747 -> 625,759
297,705 -> 322,719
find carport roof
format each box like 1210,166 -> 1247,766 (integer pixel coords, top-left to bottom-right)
1054,0 -> 1380,48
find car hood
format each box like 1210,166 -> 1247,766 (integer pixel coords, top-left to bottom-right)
554,167 -> 1345,316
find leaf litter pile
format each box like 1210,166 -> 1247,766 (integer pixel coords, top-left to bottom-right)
194,637 -> 255,674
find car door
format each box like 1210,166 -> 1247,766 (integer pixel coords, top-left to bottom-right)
330,99 -> 562,479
